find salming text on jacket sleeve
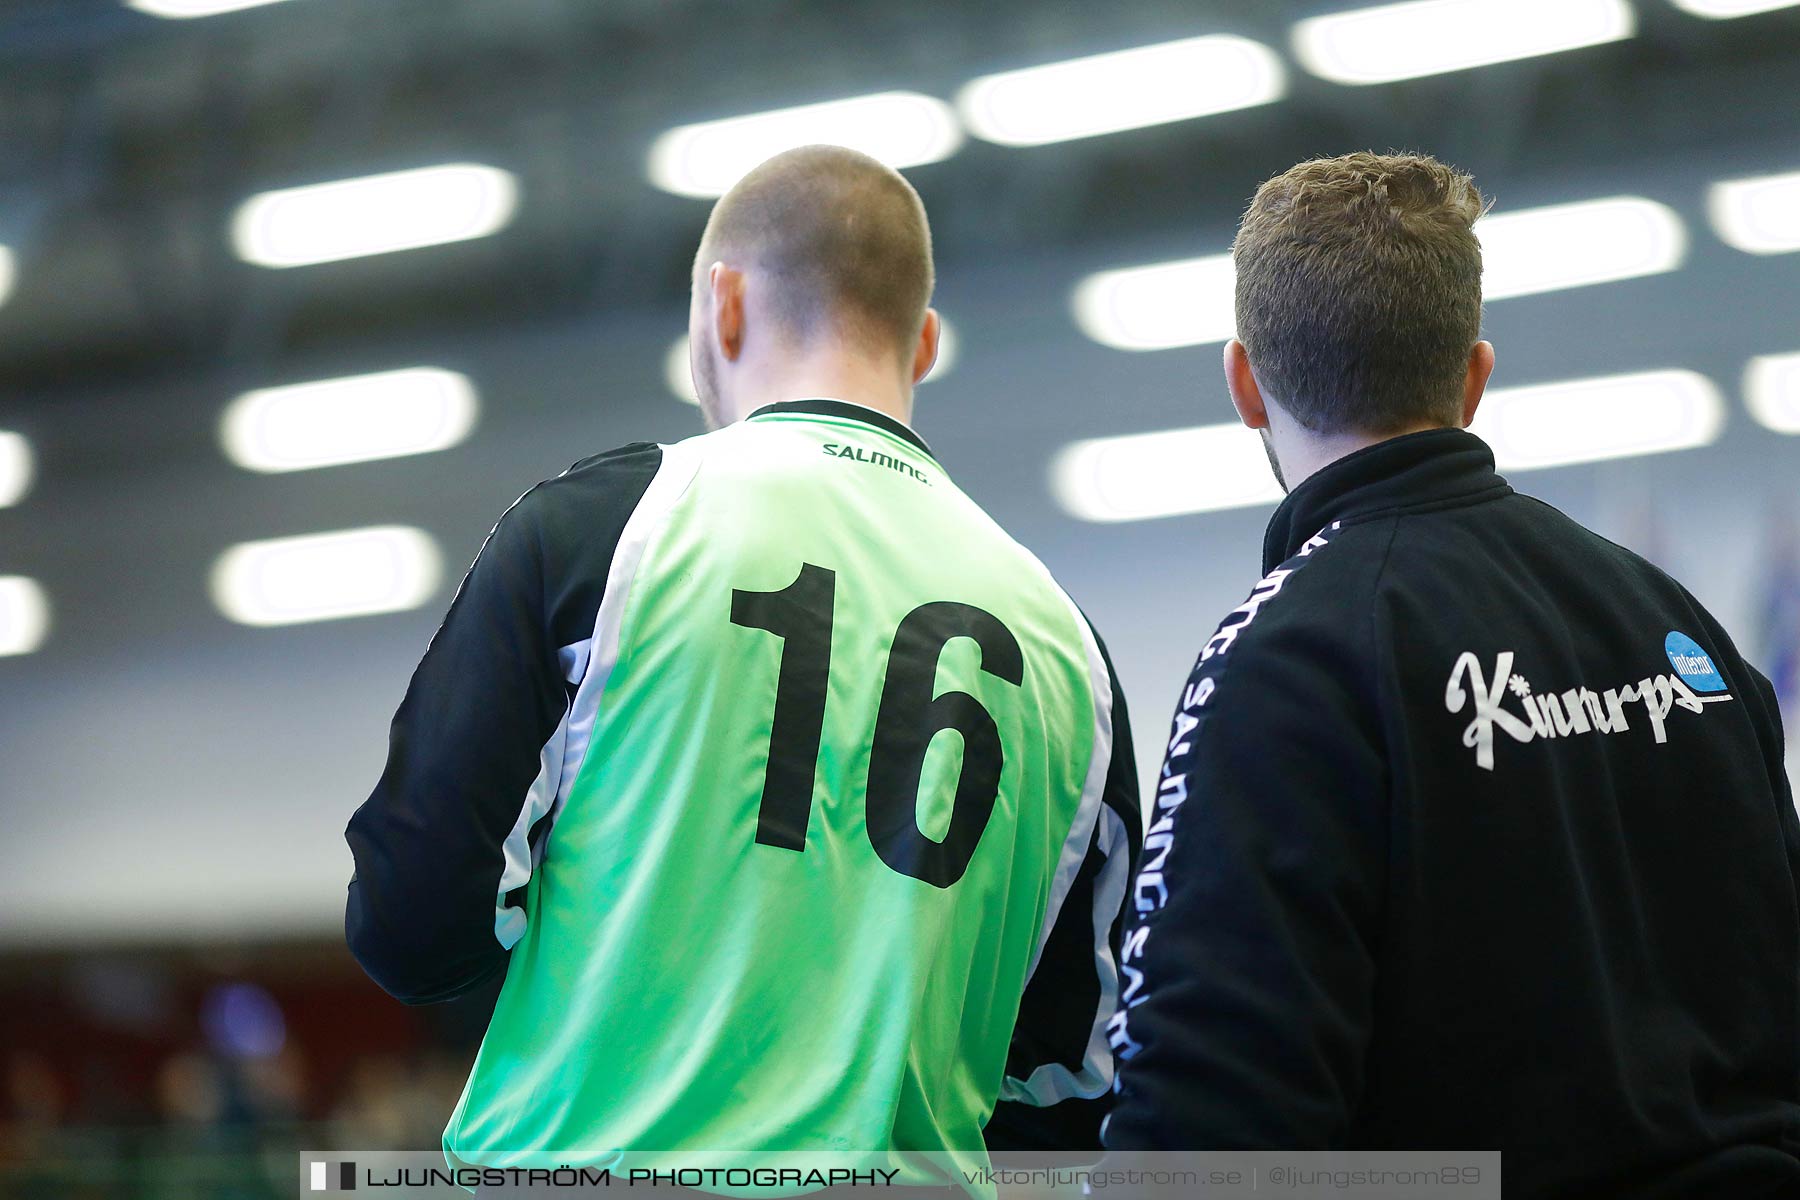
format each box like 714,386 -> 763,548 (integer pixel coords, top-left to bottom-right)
1103,523 -> 1386,1148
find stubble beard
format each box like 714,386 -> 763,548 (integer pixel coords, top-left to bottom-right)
1259,426 -> 1289,493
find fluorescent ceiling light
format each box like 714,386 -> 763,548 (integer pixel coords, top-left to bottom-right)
211,526 -> 442,627
1479,196 -> 1685,299
1070,195 -> 1682,354
1471,370 -> 1724,471
958,35 -> 1285,147
0,245 -> 13,308
0,431 -> 33,508
1054,370 -> 1725,524
231,163 -> 518,268
1293,0 -> 1634,85
0,576 -> 49,657
221,367 -> 477,473
1072,254 -> 1235,352
647,92 -> 962,199
128,0 -> 293,16
1746,352 -> 1800,435
1709,170 -> 1800,255
1669,0 -> 1800,16
1052,422 -> 1282,522
665,318 -> 959,405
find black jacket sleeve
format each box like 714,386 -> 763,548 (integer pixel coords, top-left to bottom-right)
1104,559 -> 1386,1149
986,623 -> 1143,1152
344,444 -> 663,1005
344,494 -> 566,1004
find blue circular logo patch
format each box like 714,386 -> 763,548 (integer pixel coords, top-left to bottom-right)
1665,631 -> 1726,692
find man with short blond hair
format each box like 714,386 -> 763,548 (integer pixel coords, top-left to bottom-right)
346,145 -> 1140,1191
691,143 -> 936,398
1105,152 -> 1800,1198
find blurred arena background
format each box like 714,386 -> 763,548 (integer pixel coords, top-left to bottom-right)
1,0 -> 1798,1194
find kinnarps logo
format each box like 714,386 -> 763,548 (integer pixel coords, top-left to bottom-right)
309,1161 -> 357,1191
1665,631 -> 1727,693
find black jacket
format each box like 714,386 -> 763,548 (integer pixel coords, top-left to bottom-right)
1104,429 -> 1800,1199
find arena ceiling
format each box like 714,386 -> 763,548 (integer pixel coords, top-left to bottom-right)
1,0 -> 1797,396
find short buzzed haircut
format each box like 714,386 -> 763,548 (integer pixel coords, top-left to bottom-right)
697,145 -> 935,361
1233,152 -> 1487,435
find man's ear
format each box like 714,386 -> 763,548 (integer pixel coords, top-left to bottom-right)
910,309 -> 941,385
708,262 -> 746,361
1224,339 -> 1268,430
1461,340 -> 1496,427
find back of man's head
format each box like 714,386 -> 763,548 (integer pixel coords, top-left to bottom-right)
1233,152 -> 1487,436
696,145 -> 935,363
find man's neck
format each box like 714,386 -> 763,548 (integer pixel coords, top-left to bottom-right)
737,391 -> 912,426
725,355 -> 914,429
1275,419 -> 1453,492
